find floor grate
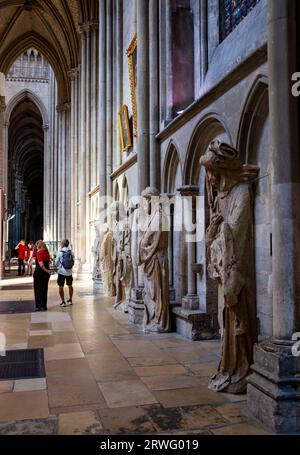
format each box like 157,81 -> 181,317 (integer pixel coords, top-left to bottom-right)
0,300 -> 35,314
0,349 -> 46,380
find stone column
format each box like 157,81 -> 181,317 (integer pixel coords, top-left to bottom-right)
69,68 -> 79,250
43,123 -> 50,240
116,0 -> 123,168
200,0 -> 208,84
178,186 -> 200,310
0,96 -> 6,191
79,28 -> 87,265
128,0 -> 151,322
106,0 -> 113,204
137,0 -> 150,195
149,0 -> 160,189
98,0 -> 107,216
165,0 -> 173,121
247,0 -> 300,433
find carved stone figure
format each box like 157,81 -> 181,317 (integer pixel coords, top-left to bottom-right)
91,225 -> 101,282
200,140 -> 259,394
137,187 -> 171,333
114,207 -> 134,312
100,223 -> 115,297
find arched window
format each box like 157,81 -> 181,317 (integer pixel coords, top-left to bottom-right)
220,0 -> 261,40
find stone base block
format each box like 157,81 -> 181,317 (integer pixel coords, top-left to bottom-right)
171,306 -> 219,341
169,288 -> 176,302
127,301 -> 144,325
182,294 -> 200,310
93,280 -> 103,295
114,300 -> 129,313
247,340 -> 300,433
128,288 -> 144,325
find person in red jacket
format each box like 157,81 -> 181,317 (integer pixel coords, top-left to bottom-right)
15,240 -> 28,276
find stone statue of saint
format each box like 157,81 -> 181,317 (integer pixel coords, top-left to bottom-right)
200,140 -> 259,394
137,187 -> 171,333
111,201 -> 129,311
91,225 -> 101,282
114,206 -> 134,312
100,223 -> 115,297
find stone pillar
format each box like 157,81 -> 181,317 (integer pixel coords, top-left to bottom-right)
98,0 -> 107,215
79,28 -> 87,265
200,0 -> 208,85
43,123 -> 50,240
247,0 -> 300,433
106,0 -> 113,204
69,68 -> 79,250
137,0 -> 150,195
165,0 -> 173,121
116,0 -> 123,168
179,186 -> 200,310
149,0 -> 160,189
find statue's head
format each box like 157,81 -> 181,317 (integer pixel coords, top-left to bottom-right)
111,201 -> 126,222
200,140 -> 259,191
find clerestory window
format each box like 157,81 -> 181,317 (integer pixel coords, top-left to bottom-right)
220,0 -> 261,40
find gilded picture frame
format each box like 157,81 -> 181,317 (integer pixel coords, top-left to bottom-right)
118,105 -> 132,152
126,34 -> 137,137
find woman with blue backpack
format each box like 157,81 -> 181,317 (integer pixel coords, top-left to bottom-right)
55,239 -> 75,307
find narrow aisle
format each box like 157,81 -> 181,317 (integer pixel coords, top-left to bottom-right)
0,279 -> 271,435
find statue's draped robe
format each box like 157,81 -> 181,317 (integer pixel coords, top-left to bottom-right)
100,230 -> 115,297
208,182 -> 256,393
115,220 -> 133,311
92,235 -> 101,281
138,207 -> 170,333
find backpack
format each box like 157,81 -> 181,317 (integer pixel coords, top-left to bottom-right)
60,250 -> 74,270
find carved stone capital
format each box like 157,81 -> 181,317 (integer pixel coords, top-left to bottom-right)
79,20 -> 99,34
177,185 -> 199,197
68,67 -> 80,80
56,102 -> 71,113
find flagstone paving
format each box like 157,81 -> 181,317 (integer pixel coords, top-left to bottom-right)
0,276 -> 272,435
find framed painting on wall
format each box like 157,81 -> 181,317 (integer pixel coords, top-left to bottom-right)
126,34 -> 137,137
118,105 -> 132,152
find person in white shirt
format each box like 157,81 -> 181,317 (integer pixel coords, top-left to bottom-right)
55,239 -> 75,307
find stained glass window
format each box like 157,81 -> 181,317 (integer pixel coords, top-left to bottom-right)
221,0 -> 261,39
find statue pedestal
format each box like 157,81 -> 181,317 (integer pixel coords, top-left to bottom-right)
93,279 -> 103,295
182,294 -> 200,310
171,306 -> 218,341
128,288 -> 144,325
247,339 -> 300,433
169,287 -> 176,302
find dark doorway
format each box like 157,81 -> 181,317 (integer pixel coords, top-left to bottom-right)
7,98 -> 44,246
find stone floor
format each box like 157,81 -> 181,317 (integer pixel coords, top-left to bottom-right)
0,274 -> 272,435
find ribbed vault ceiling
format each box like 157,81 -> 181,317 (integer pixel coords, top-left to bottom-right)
0,0 -> 98,103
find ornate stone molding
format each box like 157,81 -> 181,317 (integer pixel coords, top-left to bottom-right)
56,102 -> 71,113
0,96 -> 6,113
79,21 -> 99,34
177,185 -> 199,197
68,67 -> 80,80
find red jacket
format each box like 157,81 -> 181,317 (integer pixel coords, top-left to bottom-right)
18,245 -> 28,260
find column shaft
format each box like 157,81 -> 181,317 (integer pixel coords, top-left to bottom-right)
137,0 -> 150,194
269,0 -> 300,339
149,0 -> 160,189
